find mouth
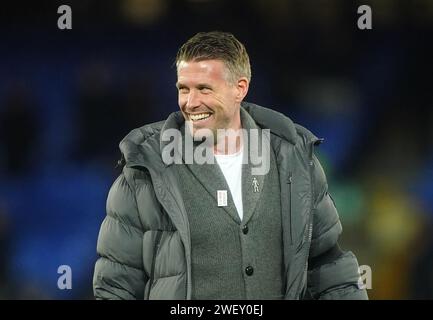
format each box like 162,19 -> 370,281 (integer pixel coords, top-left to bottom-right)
188,112 -> 213,123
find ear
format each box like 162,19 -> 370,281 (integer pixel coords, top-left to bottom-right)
234,77 -> 249,103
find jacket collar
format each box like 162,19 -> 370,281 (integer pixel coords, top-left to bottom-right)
240,102 -> 297,145
119,102 -> 299,169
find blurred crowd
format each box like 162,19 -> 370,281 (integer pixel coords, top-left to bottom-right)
0,0 -> 433,299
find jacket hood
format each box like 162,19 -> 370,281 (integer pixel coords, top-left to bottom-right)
119,102 -> 302,168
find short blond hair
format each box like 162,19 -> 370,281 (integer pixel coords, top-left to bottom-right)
176,31 -> 251,84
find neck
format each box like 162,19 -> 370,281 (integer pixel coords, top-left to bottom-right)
213,107 -> 243,155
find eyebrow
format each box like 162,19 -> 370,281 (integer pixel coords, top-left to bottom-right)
176,82 -> 213,89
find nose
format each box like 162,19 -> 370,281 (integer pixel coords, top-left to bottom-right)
186,89 -> 200,110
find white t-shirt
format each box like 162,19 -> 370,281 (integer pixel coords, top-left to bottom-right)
214,148 -> 244,220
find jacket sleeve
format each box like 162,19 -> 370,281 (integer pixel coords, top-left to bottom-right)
93,171 -> 148,299
306,153 -> 368,300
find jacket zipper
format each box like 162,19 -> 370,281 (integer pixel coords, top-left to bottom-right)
300,139 -> 322,298
287,171 -> 293,245
147,230 -> 163,299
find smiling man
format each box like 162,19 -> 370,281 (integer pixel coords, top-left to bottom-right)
93,31 -> 368,300
176,45 -> 249,155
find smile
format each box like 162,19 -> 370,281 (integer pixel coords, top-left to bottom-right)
189,113 -> 212,122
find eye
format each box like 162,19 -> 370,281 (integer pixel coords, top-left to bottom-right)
198,86 -> 212,93
178,87 -> 189,94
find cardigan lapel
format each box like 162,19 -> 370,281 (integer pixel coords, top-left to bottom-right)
239,108 -> 270,225
180,123 -> 241,224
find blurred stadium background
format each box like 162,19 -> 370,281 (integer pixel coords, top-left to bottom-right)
0,0 -> 432,299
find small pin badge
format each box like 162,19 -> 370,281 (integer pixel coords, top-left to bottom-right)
217,190 -> 228,207
252,177 -> 260,193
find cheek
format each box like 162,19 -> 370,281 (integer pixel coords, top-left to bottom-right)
211,90 -> 233,108
221,88 -> 237,104
178,94 -> 186,107
223,94 -> 238,112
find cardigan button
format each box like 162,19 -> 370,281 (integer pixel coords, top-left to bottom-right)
242,225 -> 249,235
245,266 -> 254,276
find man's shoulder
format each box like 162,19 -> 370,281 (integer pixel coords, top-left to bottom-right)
242,101 -> 321,148
121,120 -> 165,146
117,118 -> 167,168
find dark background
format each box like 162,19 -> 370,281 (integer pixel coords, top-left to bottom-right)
0,0 -> 432,299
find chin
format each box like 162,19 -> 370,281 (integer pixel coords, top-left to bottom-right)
192,128 -> 215,139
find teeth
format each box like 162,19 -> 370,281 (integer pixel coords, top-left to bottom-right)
189,113 -> 211,121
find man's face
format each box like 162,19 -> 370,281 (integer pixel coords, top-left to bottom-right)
176,59 -> 242,138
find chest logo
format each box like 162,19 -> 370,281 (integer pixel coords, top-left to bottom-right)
252,177 -> 260,193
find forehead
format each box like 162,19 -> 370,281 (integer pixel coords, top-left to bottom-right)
177,59 -> 227,83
